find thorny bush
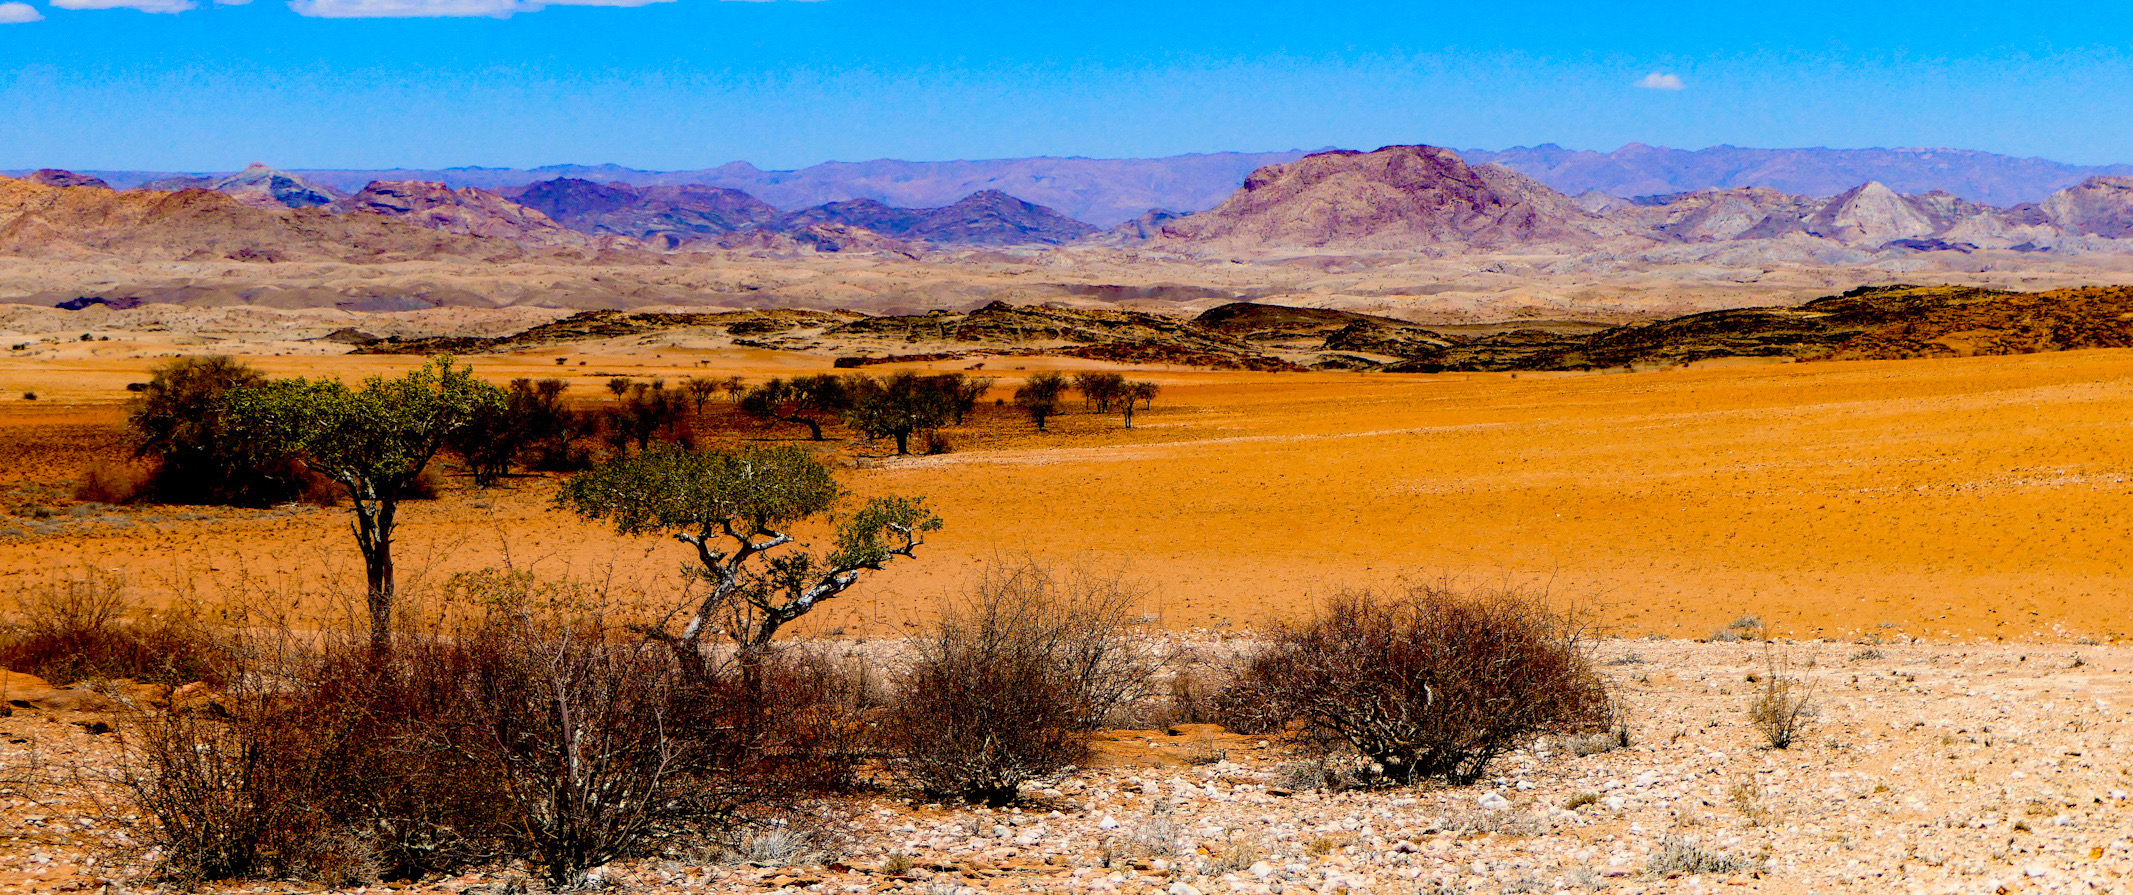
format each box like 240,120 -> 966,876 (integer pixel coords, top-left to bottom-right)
1217,584 -> 1613,785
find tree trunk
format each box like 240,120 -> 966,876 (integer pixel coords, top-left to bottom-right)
353,496 -> 398,652
894,430 -> 910,455
783,414 -> 825,440
1121,405 -> 1135,428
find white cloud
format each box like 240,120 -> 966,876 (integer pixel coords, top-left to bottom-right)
288,0 -> 671,15
1635,72 -> 1686,91
0,2 -> 42,20
50,0 -> 196,11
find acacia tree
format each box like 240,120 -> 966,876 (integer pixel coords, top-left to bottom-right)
1119,381 -> 1160,428
227,356 -> 502,649
555,444 -> 941,659
1013,372 -> 1067,432
739,375 -> 850,441
1072,371 -> 1127,412
681,376 -> 720,415
845,372 -> 954,455
939,373 -> 993,425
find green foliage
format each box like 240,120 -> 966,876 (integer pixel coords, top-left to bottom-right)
227,356 -> 502,500
450,378 -> 577,486
739,375 -> 851,441
128,355 -> 308,506
1072,371 -> 1127,412
556,444 -> 840,537
556,444 -> 941,648
845,372 -> 956,455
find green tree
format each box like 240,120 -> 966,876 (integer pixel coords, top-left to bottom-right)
845,372 -> 954,455
1013,372 -> 1067,432
738,375 -> 851,441
227,356 -> 502,649
555,444 -> 941,657
128,355 -> 306,506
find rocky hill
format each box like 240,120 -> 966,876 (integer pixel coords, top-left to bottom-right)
771,190 -> 1095,246
1157,146 -> 1621,251
1466,144 -> 2133,207
142,162 -> 343,209
504,178 -> 782,246
334,181 -> 597,248
0,175 -> 545,263
1380,285 -> 2133,372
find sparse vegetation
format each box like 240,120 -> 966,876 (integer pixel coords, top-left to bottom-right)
224,356 -> 501,649
1646,836 -> 1750,877
1749,658 -> 1814,748
883,562 -> 1150,805
740,375 -> 851,441
120,575 -> 857,888
0,573 -> 232,687
1216,584 -> 1611,785
555,443 -> 941,653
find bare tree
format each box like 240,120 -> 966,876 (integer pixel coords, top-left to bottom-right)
1073,371 -> 1127,412
682,376 -> 720,415
1119,381 -> 1159,428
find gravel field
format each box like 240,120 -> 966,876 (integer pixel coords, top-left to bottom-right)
3,637 -> 2130,895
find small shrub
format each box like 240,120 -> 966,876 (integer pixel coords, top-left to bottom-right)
921,430 -> 953,455
21,391 -> 35,401
883,563 -> 1150,805
1749,661 -> 1813,749
1646,837 -> 1749,877
1216,584 -> 1612,785
0,574 -> 232,687
1563,791 -> 1600,810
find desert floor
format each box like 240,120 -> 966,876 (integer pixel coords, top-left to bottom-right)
0,342 -> 2128,640
4,640 -> 2130,894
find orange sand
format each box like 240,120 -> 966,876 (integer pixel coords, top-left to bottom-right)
0,346 -> 2128,643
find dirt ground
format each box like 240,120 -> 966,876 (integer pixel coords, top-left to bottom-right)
0,339 -> 2128,642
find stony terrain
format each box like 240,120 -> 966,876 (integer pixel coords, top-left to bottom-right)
3,639 -> 2129,894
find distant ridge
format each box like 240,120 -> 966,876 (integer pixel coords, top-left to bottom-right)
1463,144 -> 2133,208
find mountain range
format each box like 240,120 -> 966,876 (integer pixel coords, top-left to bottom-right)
7,146 -> 2133,266
21,144 -> 2133,229
1148,146 -> 2133,257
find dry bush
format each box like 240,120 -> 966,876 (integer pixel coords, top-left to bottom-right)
1749,658 -> 1813,749
122,571 -> 859,888
884,562 -> 1152,805
0,574 -> 233,687
72,460 -> 155,504
1216,584 -> 1612,785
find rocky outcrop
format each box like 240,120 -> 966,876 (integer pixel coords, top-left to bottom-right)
506,178 -> 781,246
0,175 -> 536,263
1157,146 -> 1623,251
769,190 -> 1095,246
335,181 -> 592,247
143,162 -> 344,209
2039,177 -> 2133,238
26,169 -> 110,189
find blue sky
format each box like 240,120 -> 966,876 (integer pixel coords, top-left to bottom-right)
4,0 -> 2133,171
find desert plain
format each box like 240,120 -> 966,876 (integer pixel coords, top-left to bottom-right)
0,295 -> 2131,895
